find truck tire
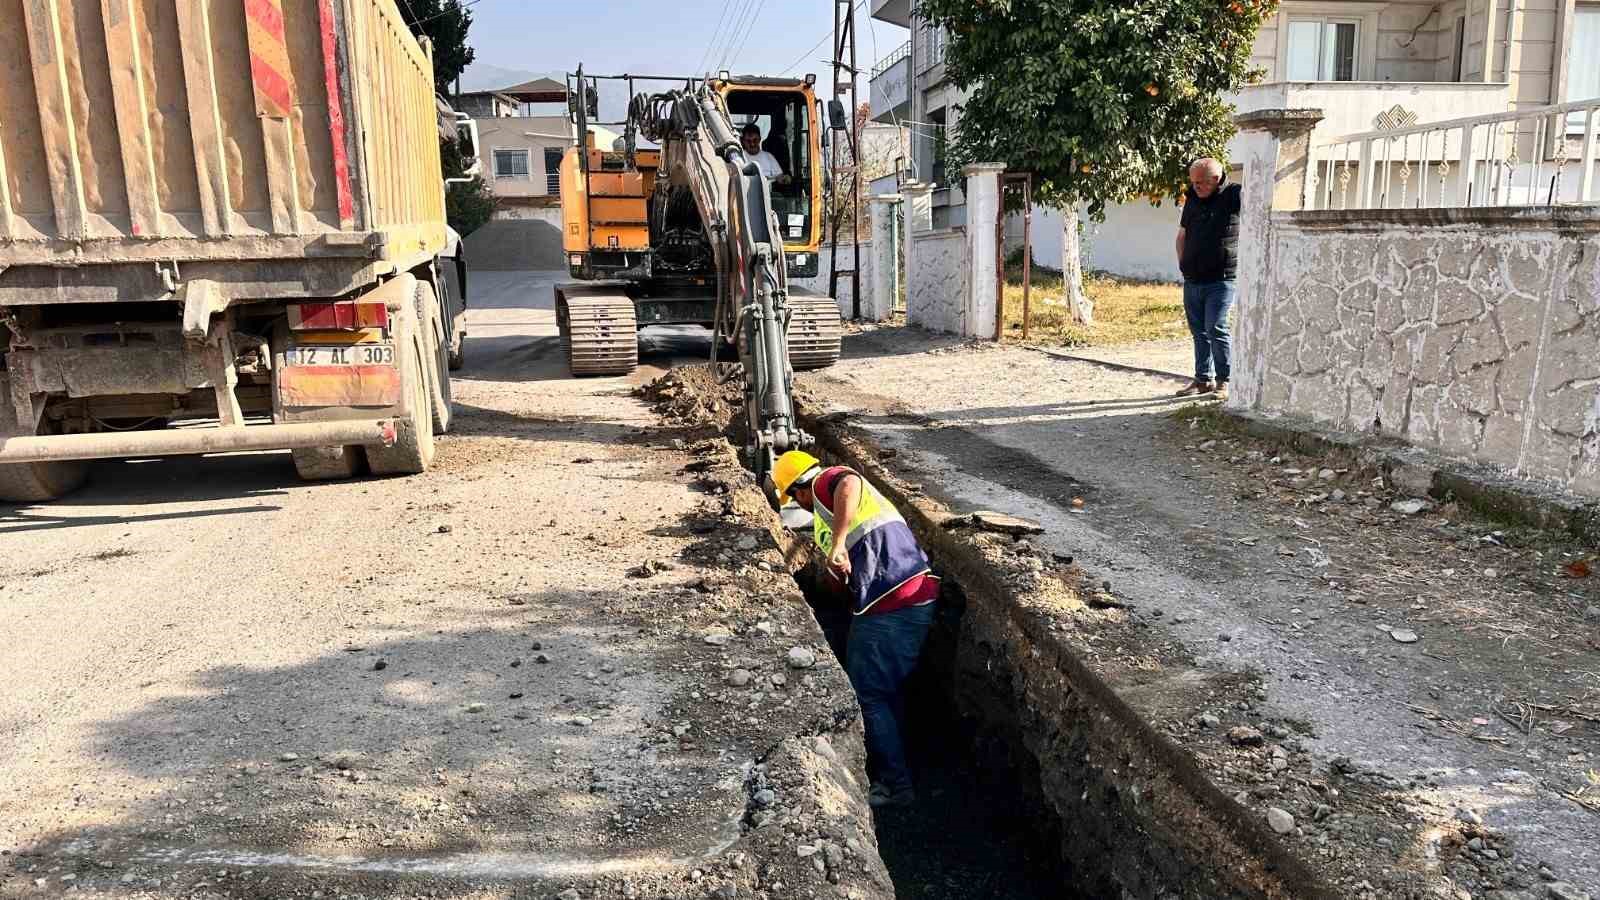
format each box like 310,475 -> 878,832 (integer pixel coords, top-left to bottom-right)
447,331 -> 466,371
0,418 -> 89,503
416,280 -> 452,436
366,307 -> 436,476
0,459 -> 89,504
291,445 -> 365,481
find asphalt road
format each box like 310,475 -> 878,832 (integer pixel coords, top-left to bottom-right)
0,270 -> 890,900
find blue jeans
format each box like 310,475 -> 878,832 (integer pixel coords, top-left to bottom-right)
1183,280 -> 1236,384
845,602 -> 935,796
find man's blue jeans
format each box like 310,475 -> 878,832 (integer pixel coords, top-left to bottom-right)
845,602 -> 935,796
1182,280 -> 1236,384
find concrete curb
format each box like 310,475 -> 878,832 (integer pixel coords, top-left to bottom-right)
1222,408 -> 1600,543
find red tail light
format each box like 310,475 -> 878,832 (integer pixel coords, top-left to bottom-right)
288,300 -> 389,331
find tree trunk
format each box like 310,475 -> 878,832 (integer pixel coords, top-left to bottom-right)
1062,211 -> 1093,326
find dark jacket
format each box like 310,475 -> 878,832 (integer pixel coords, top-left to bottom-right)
1179,178 -> 1242,283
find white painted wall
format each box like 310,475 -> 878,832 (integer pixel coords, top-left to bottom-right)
492,206 -> 563,226
793,242 -> 875,319
1009,203 -> 1183,283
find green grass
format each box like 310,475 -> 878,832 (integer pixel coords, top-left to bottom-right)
998,261 -> 1186,348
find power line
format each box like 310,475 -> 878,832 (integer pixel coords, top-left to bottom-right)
715,0 -> 762,71
778,0 -> 867,77
724,0 -> 772,71
407,0 -> 488,30
697,0 -> 738,74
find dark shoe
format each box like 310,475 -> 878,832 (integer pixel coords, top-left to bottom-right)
1213,381 -> 1229,401
1176,380 -> 1215,397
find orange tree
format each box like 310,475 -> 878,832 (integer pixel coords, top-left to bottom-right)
919,0 -> 1276,323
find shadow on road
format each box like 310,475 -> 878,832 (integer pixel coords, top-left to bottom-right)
15,586 -> 724,895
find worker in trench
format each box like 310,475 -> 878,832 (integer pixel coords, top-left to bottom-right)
771,450 -> 938,808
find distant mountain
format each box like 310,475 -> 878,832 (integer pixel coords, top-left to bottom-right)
457,62 -> 543,93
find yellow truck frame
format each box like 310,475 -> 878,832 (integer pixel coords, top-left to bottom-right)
0,0 -> 472,501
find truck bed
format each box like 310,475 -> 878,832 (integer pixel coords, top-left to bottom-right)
0,0 -> 444,280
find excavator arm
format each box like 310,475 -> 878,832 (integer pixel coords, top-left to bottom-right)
630,85 -> 809,486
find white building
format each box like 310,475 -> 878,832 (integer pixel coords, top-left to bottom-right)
869,0 -> 1600,281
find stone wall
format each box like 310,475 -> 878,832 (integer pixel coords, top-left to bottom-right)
1239,207 -> 1600,498
906,228 -> 968,334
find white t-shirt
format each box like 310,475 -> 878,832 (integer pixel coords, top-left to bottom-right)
749,150 -> 784,181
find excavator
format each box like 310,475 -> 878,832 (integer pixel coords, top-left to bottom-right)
554,69 -> 847,482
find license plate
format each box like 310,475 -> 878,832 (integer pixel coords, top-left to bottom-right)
285,344 -> 394,367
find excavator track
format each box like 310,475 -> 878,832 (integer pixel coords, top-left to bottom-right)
785,293 -> 843,370
556,285 -> 639,376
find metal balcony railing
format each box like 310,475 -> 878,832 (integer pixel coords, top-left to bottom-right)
1310,98 -> 1600,209
871,41 -> 911,80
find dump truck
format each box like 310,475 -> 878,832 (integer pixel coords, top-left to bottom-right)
0,0 -> 474,502
553,70 -> 843,378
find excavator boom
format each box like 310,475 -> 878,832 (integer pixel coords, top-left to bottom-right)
628,81 -> 811,482
554,69 -> 847,489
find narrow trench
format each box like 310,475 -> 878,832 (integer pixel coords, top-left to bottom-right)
791,567 -> 1081,900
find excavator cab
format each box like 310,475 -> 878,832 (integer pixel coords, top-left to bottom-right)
719,82 -> 823,278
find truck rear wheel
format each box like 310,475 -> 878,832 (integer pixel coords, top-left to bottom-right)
366,308 -> 436,476
0,418 -> 89,503
447,331 -> 466,371
0,458 -> 88,504
291,445 -> 366,481
416,280 -> 452,436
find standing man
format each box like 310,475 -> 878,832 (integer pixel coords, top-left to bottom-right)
1175,157 -> 1242,400
771,450 -> 939,809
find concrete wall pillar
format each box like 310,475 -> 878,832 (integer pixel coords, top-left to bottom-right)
900,181 -> 934,328
962,163 -> 1007,339
866,195 -> 902,321
901,181 -> 934,233
1228,108 -> 1324,412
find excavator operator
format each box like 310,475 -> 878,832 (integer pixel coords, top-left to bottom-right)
773,450 -> 939,808
740,123 -> 789,185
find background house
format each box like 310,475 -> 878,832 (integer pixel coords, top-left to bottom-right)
870,0 -> 1600,281
455,77 -> 618,269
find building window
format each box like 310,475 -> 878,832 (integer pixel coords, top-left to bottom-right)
1451,15 -> 1466,81
493,149 -> 530,178
1567,6 -> 1600,102
543,147 -> 564,194
1285,17 -> 1359,81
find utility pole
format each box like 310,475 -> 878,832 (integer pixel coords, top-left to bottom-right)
830,0 -> 862,319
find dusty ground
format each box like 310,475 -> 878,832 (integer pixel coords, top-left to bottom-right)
802,325 -> 1600,900
0,271 -> 892,900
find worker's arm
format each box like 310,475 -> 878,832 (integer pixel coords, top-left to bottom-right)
1175,227 -> 1185,265
827,473 -> 861,577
